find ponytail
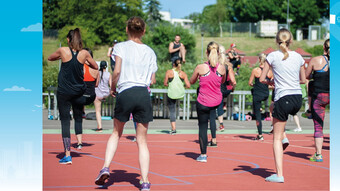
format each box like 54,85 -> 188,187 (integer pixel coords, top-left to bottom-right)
324,39 -> 330,61
276,28 -> 292,60
67,28 -> 83,51
207,41 -> 219,67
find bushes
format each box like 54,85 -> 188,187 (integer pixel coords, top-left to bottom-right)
43,58 -> 59,91
143,23 -> 197,63
305,45 -> 324,57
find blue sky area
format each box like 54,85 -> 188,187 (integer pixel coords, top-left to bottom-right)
0,0 -> 338,190
158,0 -> 216,18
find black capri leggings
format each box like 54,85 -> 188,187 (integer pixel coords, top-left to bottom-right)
57,92 -> 84,138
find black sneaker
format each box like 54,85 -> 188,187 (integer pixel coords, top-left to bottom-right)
77,143 -> 83,150
170,130 -> 176,135
207,141 -> 217,147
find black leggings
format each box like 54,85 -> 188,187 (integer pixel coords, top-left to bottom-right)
57,92 -> 84,138
196,101 -> 217,154
252,94 -> 268,135
167,96 -> 177,122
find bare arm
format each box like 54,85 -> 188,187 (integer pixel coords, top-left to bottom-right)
227,52 -> 234,59
84,52 -> 98,70
228,65 -> 237,87
48,48 -> 62,61
248,69 -> 256,87
168,42 -> 180,53
183,72 -> 191,88
163,70 -> 170,87
305,60 -> 314,80
260,61 -> 272,85
300,65 -> 306,84
107,47 -> 112,57
110,55 -> 122,97
109,73 -> 112,88
150,73 -> 156,85
190,66 -> 200,84
95,72 -> 100,87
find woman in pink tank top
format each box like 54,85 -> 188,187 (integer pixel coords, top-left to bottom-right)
190,41 -> 226,162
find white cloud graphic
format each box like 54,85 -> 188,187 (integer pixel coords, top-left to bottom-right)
3,86 -> 32,92
21,23 -> 42,32
35,105 -> 42,108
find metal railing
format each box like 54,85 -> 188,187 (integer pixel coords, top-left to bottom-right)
43,88 -> 256,121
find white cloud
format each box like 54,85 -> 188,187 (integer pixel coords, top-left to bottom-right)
34,105 -> 42,108
21,23 -> 42,32
330,15 -> 335,24
3,86 -> 32,92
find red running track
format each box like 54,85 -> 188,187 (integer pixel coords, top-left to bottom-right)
43,134 -> 329,190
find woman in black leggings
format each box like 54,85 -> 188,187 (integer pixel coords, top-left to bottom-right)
48,28 -> 98,164
248,53 -> 272,140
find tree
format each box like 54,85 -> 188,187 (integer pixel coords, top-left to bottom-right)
43,0 -> 62,29
144,0 -> 162,28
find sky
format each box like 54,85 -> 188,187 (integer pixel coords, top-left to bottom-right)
0,0 -> 339,190
158,0 -> 216,19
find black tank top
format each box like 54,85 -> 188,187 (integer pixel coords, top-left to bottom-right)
57,47 -> 86,95
313,56 -> 329,94
253,68 -> 269,97
170,42 -> 181,58
220,65 -> 230,94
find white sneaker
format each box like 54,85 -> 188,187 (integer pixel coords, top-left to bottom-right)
293,127 -> 302,132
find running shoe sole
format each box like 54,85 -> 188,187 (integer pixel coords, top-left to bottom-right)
95,173 -> 110,185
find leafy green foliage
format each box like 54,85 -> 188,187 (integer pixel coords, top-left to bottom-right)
234,63 -> 253,91
58,25 -> 101,49
43,58 -> 59,90
305,45 -> 324,57
145,0 -> 162,29
143,23 -> 197,63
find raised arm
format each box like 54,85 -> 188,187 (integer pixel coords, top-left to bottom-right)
48,48 -> 62,61
227,64 -> 237,87
305,58 -> 316,80
110,55 -> 122,97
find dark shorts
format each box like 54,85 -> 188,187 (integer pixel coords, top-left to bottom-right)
272,94 -> 302,121
114,86 -> 153,123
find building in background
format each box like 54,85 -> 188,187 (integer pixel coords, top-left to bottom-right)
160,11 -> 193,29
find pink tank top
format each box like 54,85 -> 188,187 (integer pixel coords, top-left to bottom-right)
197,62 -> 223,107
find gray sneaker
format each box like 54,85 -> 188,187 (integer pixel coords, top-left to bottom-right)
95,167 -> 110,185
196,155 -> 207,162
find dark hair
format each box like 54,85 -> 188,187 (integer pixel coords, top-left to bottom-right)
173,58 -> 181,71
175,34 -> 181,37
67,28 -> 83,51
99,61 -> 107,81
324,39 -> 330,61
127,16 -> 145,37
83,48 -> 93,58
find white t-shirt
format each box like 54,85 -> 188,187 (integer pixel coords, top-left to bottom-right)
112,40 -> 158,93
267,50 -> 304,101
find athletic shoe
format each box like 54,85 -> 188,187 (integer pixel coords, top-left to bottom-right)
196,155 -> 207,162
59,156 -> 72,165
95,167 -> 110,185
282,138 -> 289,151
131,137 -> 137,142
140,181 -> 151,191
77,143 -> 83,150
170,130 -> 176,135
218,124 -> 225,132
310,153 -> 323,162
254,135 -> 264,141
265,174 -> 284,183
207,141 -> 217,147
293,127 -> 302,132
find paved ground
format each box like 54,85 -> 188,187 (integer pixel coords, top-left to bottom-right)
43,109 -> 330,135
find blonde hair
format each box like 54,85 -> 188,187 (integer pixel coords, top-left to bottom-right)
207,41 -> 219,67
218,45 -> 232,68
276,28 -> 292,60
258,53 -> 266,66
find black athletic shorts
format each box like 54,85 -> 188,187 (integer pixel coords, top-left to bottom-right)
272,94 -> 302,121
114,86 -> 153,123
